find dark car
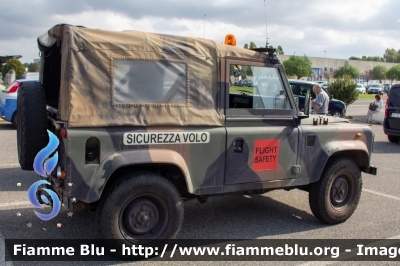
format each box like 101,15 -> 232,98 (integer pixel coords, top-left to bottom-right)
244,79 -> 253,87
383,84 -> 400,143
234,79 -> 247,86
383,83 -> 391,93
289,79 -> 346,117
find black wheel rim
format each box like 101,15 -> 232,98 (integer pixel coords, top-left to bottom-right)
330,175 -> 352,209
119,193 -> 168,242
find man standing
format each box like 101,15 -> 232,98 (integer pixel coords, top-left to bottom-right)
311,84 -> 329,115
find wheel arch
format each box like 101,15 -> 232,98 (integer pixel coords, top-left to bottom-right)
87,149 -> 193,203
328,150 -> 369,169
310,140 -> 370,183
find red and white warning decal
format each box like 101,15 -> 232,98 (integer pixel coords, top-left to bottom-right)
253,139 -> 280,171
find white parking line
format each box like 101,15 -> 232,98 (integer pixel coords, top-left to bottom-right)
363,189 -> 400,201
0,164 -> 20,169
0,201 -> 31,208
387,234 -> 400,239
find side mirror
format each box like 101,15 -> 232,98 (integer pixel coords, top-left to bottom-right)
294,96 -> 299,109
299,94 -> 311,120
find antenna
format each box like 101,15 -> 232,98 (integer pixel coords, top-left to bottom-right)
263,0 -> 270,47
203,14 -> 206,38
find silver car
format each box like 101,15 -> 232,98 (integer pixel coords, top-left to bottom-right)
368,84 -> 383,95
356,83 -> 366,94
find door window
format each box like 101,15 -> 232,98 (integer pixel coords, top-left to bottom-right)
290,84 -> 297,95
229,64 -> 291,110
299,85 -> 312,97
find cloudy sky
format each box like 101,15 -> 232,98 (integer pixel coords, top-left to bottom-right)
0,0 -> 399,63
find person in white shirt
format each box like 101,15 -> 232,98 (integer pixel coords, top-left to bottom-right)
311,84 -> 329,115
4,69 -> 15,84
366,94 -> 383,123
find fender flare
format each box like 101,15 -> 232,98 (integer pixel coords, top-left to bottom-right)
310,140 -> 369,183
86,149 -> 192,202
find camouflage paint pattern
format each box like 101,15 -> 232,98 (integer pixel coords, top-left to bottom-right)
36,25 -> 375,211
54,116 -> 372,205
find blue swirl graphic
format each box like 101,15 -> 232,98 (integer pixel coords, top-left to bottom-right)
27,180 -> 61,220
29,130 -> 61,221
33,130 -> 59,177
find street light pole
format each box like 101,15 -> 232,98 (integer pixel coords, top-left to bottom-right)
203,14 -> 206,38
322,50 -> 326,80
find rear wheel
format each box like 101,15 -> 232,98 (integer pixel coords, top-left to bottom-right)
96,173 -> 184,248
309,156 -> 362,224
388,135 -> 400,143
332,110 -> 342,117
17,82 -> 48,170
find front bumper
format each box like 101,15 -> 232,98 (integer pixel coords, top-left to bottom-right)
368,90 -> 382,94
0,98 -> 17,122
364,165 -> 378,175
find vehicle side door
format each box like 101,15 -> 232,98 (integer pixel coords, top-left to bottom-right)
387,87 -> 400,130
224,60 -> 299,189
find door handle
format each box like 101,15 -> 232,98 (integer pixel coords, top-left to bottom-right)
233,139 -> 244,153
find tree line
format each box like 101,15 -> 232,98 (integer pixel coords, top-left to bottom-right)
239,43 -> 400,108
349,48 -> 400,63
281,55 -> 400,82
242,42 -> 400,82
332,61 -> 400,83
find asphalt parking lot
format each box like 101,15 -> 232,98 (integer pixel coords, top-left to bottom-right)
0,99 -> 399,266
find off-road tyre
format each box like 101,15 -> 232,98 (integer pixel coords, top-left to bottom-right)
96,173 -> 184,252
17,82 -> 48,170
309,156 -> 362,224
388,135 -> 399,143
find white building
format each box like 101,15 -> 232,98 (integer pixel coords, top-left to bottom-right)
277,54 -> 398,83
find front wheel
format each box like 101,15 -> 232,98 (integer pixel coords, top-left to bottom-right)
96,173 -> 184,246
309,156 -> 362,224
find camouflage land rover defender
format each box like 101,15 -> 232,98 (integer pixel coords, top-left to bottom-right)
17,24 -> 377,245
